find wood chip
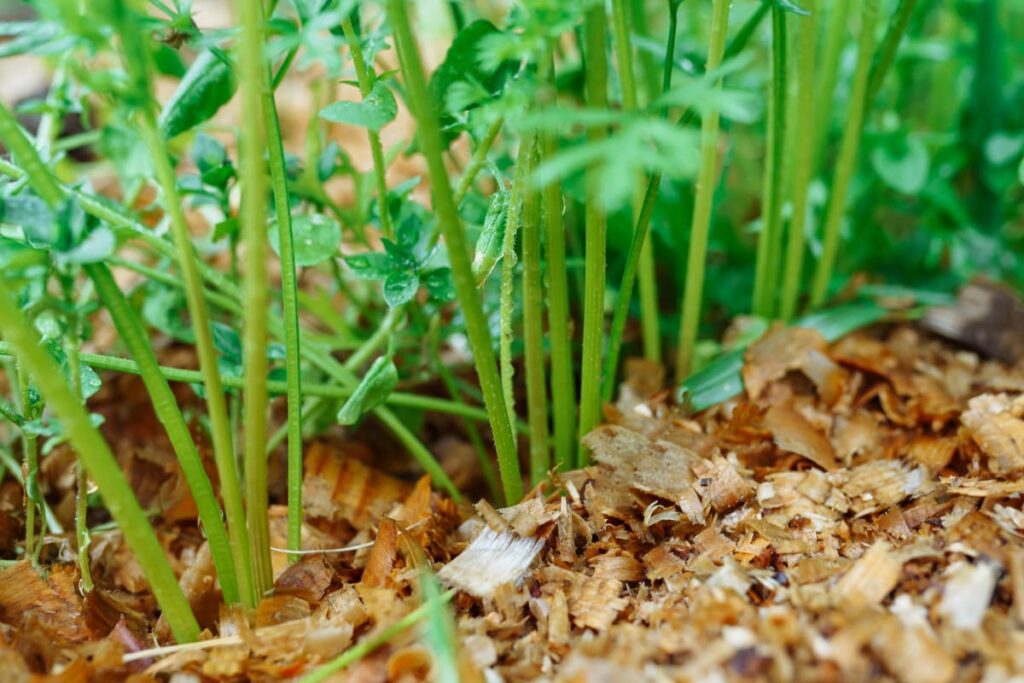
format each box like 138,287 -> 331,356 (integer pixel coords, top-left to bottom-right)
961,393 -> 1024,475
763,404 -> 838,470
438,528 -> 543,599
833,540 -> 902,607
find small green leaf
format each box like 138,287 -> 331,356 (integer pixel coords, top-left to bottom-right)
345,252 -> 393,280
383,269 -> 419,308
158,49 -> 238,139
319,80 -> 397,132
0,194 -> 55,246
59,225 -> 115,265
472,189 -> 508,286
422,267 -> 456,303
336,356 -> 398,426
870,136 -> 929,195
984,131 -> 1024,166
193,133 -> 234,187
270,214 -> 341,267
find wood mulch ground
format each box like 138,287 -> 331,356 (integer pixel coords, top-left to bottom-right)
4,308 -> 1024,682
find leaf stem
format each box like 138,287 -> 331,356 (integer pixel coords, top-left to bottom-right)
341,15 -> 393,239
674,0 -> 731,380
385,0 -> 521,502
810,0 -> 879,307
577,2 -> 610,465
453,117 -> 505,206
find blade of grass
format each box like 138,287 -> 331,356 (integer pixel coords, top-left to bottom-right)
15,360 -> 40,562
602,0 -> 682,404
611,0 -> 660,364
866,0 -> 919,104
500,143 -> 529,434
751,3 -> 788,319
810,0 -> 879,307
812,0 -> 852,169
576,1 -> 610,465
539,48 -> 577,472
779,0 -> 819,321
108,0 -> 258,608
238,0 -> 274,596
385,0 -> 521,503
521,138 -> 549,485
674,0 -> 731,380
0,287 -> 200,642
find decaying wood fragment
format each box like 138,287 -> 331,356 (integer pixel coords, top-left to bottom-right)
763,404 -> 838,470
961,393 -> 1024,474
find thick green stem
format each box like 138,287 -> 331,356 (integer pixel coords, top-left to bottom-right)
810,0 -> 879,307
86,263 -> 240,603
611,0 -> 660,364
342,16 -> 393,239
386,0 -> 521,502
751,5 -> 788,319
520,139 -> 549,485
238,0 -> 274,596
577,2 -> 610,465
0,288 -> 199,642
16,360 -> 39,563
813,1 -> 852,169
500,143 -> 530,434
602,0 -> 681,402
675,0 -> 731,380
539,49 -> 577,472
779,0 -> 819,321
867,0 -> 920,105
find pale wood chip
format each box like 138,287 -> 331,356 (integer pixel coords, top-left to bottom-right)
840,459 -> 930,514
938,560 -> 999,629
642,545 -> 687,580
764,404 -> 838,470
0,562 -> 89,648
437,528 -> 543,599
870,614 -> 956,683
360,517 -> 397,588
583,425 -> 700,506
905,435 -> 958,475
302,442 -> 410,528
693,456 -> 752,513
548,588 -> 570,646
742,326 -> 828,400
591,554 -> 645,582
569,577 -> 627,631
961,393 -> 1024,474
833,540 -> 902,607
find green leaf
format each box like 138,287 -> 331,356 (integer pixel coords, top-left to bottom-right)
870,136 -> 929,195
471,188 -> 508,286
59,225 -> 115,265
100,123 -> 154,184
0,194 -> 55,246
984,131 -> 1024,166
345,252 -> 393,280
422,267 -> 456,304
270,214 -> 341,267
383,269 -> 419,308
193,133 -> 234,187
336,356 -> 398,426
158,49 -> 238,139
319,80 -> 397,132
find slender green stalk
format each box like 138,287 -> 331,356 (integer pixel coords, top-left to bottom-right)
15,360 -> 39,563
867,0 -> 920,104
611,0 -> 660,364
0,288 -> 199,642
520,139 -> 549,485
577,2 -> 610,465
539,49 -> 576,473
500,144 -> 530,433
675,0 -> 731,380
342,16 -> 393,238
602,0 -> 681,403
298,590 -> 454,683
453,117 -> 504,206
107,2 -> 257,607
812,1 -> 852,168
238,0 -> 274,596
86,263 -> 240,603
810,0 -> 879,307
779,0 -> 819,321
386,0 -> 521,502
259,19 -> 305,566
751,4 -> 788,318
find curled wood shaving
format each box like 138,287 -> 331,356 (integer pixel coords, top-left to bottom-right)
437,528 -> 543,599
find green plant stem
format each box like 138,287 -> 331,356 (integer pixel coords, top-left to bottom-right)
0,287 -> 199,642
386,0 -> 521,503
751,4 -> 788,319
499,144 -> 530,434
538,48 -> 576,472
779,0 -> 819,321
136,113 -> 258,608
85,263 -> 240,603
610,0 -> 661,364
602,0 -> 681,403
16,359 -> 39,563
674,0 -> 731,380
239,0 -> 274,596
259,25 -> 305,566
342,16 -> 393,239
810,0 -> 879,307
453,117 -> 504,206
812,1 -> 852,169
520,138 -> 549,485
576,2 -> 610,465
867,0 -> 919,104
298,590 -> 455,683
